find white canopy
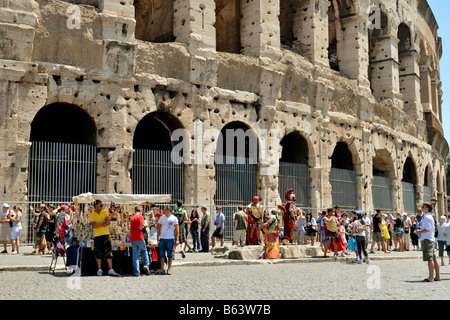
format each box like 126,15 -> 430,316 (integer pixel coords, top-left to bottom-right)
72,192 -> 172,204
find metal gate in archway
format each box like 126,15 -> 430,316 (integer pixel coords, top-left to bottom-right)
372,176 -> 393,211
214,155 -> 257,240
278,162 -> 311,208
423,186 -> 431,204
402,181 -> 416,214
27,141 -> 97,242
131,149 -> 184,204
330,168 -> 358,210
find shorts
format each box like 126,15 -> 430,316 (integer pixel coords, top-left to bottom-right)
421,239 -> 437,262
159,238 -> 175,259
178,229 -> 186,244
212,228 -> 224,239
233,229 -> 246,242
395,228 -> 404,238
373,232 -> 385,242
36,231 -> 46,239
93,235 -> 113,260
326,231 -> 339,242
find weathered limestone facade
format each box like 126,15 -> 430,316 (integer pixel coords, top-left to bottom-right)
0,0 -> 448,216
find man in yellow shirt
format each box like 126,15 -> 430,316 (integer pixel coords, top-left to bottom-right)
89,200 -> 119,276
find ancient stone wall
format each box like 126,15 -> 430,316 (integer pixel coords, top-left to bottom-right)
0,0 -> 448,218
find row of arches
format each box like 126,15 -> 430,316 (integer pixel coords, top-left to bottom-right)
132,1 -> 443,129
28,103 -> 446,215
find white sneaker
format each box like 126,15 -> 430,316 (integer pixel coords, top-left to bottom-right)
108,269 -> 120,277
366,258 -> 370,264
97,269 -> 103,276
143,266 -> 150,275
357,259 -> 363,264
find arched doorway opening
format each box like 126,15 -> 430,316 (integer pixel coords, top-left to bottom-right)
131,112 -> 185,202
329,141 -> 358,210
28,102 -> 97,241
278,132 -> 311,208
372,150 -> 395,211
214,121 -> 258,240
402,156 -> 417,214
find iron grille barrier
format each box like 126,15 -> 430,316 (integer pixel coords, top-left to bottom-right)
330,168 -> 358,210
278,162 -> 311,207
131,149 -> 184,205
402,181 -> 415,214
214,155 -> 257,240
423,186 -> 432,204
372,176 -> 393,211
26,141 -> 97,244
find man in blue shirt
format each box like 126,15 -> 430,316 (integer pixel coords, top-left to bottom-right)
211,206 -> 225,248
415,202 -> 440,282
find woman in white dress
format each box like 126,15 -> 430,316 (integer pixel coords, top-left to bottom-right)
10,206 -> 23,254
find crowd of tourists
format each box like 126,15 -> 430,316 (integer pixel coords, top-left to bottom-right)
1,197 -> 448,282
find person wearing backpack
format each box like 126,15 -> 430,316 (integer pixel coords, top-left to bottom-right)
353,210 -> 370,264
172,200 -> 188,258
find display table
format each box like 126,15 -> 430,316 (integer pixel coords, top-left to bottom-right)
72,246 -> 157,276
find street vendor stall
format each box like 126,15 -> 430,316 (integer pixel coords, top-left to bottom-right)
69,193 -> 171,275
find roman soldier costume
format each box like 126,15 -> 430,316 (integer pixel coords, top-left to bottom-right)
246,196 -> 262,245
284,188 -> 296,244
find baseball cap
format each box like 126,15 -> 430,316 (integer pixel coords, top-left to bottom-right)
2,203 -> 9,208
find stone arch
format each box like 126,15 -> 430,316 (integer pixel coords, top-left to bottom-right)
331,141 -> 355,171
131,111 -> 185,201
214,0 -> 241,54
398,23 -> 412,53
278,131 -> 314,208
373,149 -> 396,180
402,155 -> 418,184
133,111 -> 184,150
133,0 -> 175,43
28,103 -> 98,214
329,140 -> 360,210
372,149 -> 396,211
30,102 -> 97,146
280,131 -> 310,166
215,120 -> 259,161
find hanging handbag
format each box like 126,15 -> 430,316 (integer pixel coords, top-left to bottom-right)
348,236 -> 357,251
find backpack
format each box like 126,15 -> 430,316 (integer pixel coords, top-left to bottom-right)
173,208 -> 185,226
354,220 -> 366,234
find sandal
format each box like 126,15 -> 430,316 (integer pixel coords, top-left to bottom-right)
421,278 -> 433,282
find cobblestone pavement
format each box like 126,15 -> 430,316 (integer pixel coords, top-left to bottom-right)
1,245 -> 450,301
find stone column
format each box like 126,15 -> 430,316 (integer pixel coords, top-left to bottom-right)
99,0 -> 137,76
337,14 -> 370,87
369,33 -> 401,102
430,72 -> 441,121
399,48 -> 425,137
0,0 -> 38,62
240,0 -> 282,62
309,168 -> 324,217
174,0 -> 218,86
293,0 -> 330,67
419,64 -> 433,113
95,95 -> 133,194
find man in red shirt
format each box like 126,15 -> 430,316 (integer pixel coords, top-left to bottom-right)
130,206 -> 150,276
